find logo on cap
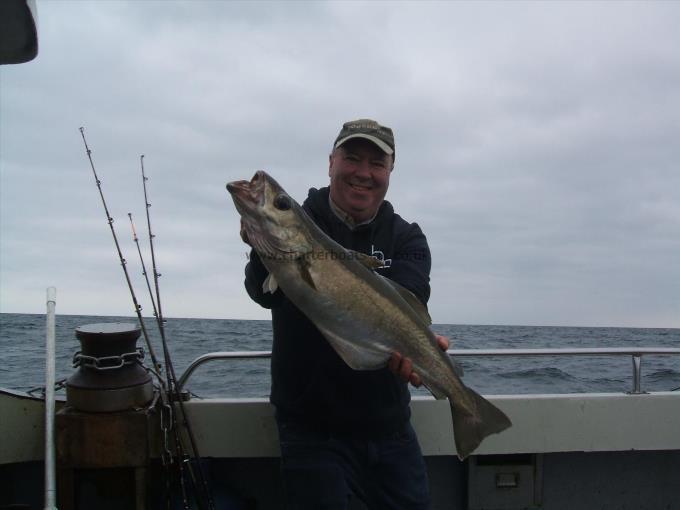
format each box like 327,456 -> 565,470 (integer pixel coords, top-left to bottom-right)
333,118 -> 395,156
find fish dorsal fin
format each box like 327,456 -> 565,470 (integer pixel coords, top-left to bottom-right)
348,250 -> 385,270
262,273 -> 279,294
380,279 -> 465,378
379,275 -> 432,325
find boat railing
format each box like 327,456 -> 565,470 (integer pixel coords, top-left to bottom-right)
176,347 -> 680,395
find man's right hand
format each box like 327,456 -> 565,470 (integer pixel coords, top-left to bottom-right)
388,334 -> 450,387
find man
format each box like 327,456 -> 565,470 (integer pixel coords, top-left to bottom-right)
241,119 -> 448,509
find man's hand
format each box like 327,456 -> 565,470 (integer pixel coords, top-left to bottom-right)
388,334 -> 450,387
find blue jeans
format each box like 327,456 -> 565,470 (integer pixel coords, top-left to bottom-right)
276,419 -> 430,509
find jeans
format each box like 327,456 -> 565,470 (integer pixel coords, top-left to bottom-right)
276,418 -> 430,510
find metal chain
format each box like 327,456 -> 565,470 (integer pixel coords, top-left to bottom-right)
27,378 -> 67,398
72,348 -> 145,371
159,394 -> 174,468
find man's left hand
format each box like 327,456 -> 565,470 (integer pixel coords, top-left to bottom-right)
388,334 -> 450,387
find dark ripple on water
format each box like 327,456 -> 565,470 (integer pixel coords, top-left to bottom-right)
1,314 -> 679,398
500,367 -> 578,381
646,368 -> 680,384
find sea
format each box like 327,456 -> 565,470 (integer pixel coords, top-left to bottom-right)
1,313 -> 678,398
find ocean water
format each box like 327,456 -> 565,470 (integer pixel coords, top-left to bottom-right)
0,313 -> 678,398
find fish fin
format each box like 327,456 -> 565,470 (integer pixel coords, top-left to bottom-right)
424,383 -> 448,400
262,273 -> 278,294
317,325 -> 390,370
449,387 -> 512,460
378,275 -> 432,325
349,250 -> 385,270
296,256 -> 317,290
451,358 -> 465,378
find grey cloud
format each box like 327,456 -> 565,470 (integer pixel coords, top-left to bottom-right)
1,1 -> 678,326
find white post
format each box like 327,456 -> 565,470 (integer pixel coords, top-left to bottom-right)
45,287 -> 58,510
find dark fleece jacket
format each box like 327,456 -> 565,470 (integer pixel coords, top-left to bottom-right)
243,186 -> 432,437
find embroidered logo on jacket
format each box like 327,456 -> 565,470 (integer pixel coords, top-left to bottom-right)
371,245 -> 392,269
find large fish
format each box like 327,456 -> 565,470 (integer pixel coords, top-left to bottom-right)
227,170 -> 511,459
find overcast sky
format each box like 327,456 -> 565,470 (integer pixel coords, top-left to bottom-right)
1,1 -> 678,328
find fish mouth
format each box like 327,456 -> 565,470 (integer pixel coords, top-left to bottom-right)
227,170 -> 298,259
227,171 -> 266,212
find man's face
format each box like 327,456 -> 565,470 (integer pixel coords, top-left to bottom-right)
328,138 -> 393,223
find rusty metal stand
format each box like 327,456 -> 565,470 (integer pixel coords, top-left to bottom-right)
56,405 -> 158,509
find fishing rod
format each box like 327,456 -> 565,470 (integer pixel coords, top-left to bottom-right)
128,169 -> 195,509
141,155 -> 166,333
128,212 -> 161,323
78,127 -> 161,374
137,156 -> 197,510
140,156 -> 215,510
128,213 -> 195,510
79,129 -> 207,509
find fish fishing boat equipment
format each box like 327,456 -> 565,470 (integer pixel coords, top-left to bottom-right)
45,287 -> 58,510
56,322 -> 157,509
78,128 -> 214,510
138,152 -> 215,510
65,322 -> 153,412
129,212 -> 158,325
78,128 -> 160,374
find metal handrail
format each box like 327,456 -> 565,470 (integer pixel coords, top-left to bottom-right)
178,351 -> 271,391
45,287 -> 57,510
176,347 -> 680,394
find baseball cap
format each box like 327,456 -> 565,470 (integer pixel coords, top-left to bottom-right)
333,119 -> 395,156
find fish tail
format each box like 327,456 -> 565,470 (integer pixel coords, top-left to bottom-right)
449,387 -> 512,460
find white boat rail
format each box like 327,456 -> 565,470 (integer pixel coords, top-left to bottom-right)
176,347 -> 680,395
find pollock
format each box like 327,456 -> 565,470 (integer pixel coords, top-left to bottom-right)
227,171 -> 511,459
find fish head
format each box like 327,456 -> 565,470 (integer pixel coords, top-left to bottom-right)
227,171 -> 312,259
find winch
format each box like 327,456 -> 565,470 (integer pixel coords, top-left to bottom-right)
65,322 -> 153,412
57,322 -> 158,509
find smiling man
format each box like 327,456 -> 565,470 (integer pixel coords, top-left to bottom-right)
328,120 -> 394,224
242,119 -> 446,509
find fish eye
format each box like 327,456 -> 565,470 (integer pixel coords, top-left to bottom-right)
273,194 -> 292,211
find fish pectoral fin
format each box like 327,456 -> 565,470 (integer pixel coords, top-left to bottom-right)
317,325 -> 390,370
349,250 -> 385,270
262,273 -> 279,294
296,255 -> 317,291
424,382 -> 448,400
379,275 -> 432,325
451,358 -> 465,378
